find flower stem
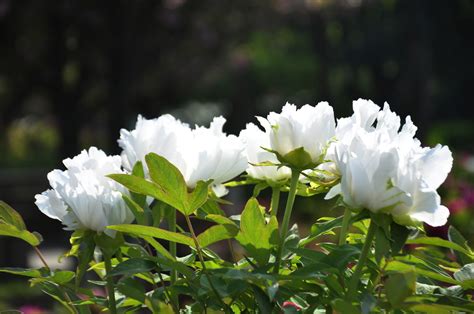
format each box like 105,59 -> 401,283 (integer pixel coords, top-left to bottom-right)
347,219 -> 377,300
35,246 -> 78,314
184,215 -> 229,311
270,187 -> 281,217
338,208 -> 352,246
168,209 -> 177,285
274,168 -> 300,274
103,251 -> 117,314
33,246 -> 50,272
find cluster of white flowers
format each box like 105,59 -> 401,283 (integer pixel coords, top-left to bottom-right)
34,147 -> 134,234
35,99 -> 453,233
324,100 -> 452,226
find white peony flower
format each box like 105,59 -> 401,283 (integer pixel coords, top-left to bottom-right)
118,114 -> 191,173
239,122 -> 291,184
256,102 -> 336,169
326,99 -> 453,227
118,115 -> 247,195
34,147 -> 134,234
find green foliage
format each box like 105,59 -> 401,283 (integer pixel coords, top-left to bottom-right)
3,153 -> 474,313
235,198 -> 279,266
108,224 -> 195,247
0,201 -> 41,246
385,269 -> 417,307
110,153 -> 212,216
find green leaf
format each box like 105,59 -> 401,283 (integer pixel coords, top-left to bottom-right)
199,199 -> 226,216
94,232 -> 124,257
310,216 -> 343,238
117,277 -> 146,303
251,285 -> 273,313
151,201 -> 174,227
146,153 -> 186,195
30,270 -> 76,286
145,153 -> 188,212
186,180 -> 212,215
154,255 -> 194,279
386,260 -> 458,285
0,224 -> 41,246
108,224 -> 195,247
322,244 -> 361,271
37,281 -> 81,313
385,269 -> 416,307
375,226 -> 391,263
409,304 -> 474,313
203,214 -> 237,227
0,267 -> 43,278
406,237 -> 473,256
390,222 -> 410,254
0,201 -> 26,230
197,224 -> 239,248
131,161 -> 147,208
448,226 -> 474,265
0,201 -> 41,246
122,194 -> 146,225
331,299 -> 360,313
75,233 -> 95,288
235,198 -> 279,265
141,236 -> 175,260
108,173 -> 176,208
109,258 -> 156,277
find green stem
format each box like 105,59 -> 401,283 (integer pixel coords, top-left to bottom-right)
168,209 -> 177,285
347,220 -> 377,300
184,215 -> 229,312
338,208 -> 352,246
103,251 -> 117,314
270,187 -> 281,217
35,246 -> 78,314
274,169 -> 300,274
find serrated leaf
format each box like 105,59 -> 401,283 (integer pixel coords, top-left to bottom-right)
108,224 -> 194,247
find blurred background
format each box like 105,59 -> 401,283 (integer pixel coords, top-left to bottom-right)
1,0 -> 474,311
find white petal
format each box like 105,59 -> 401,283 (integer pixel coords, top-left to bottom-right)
419,145 -> 453,189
